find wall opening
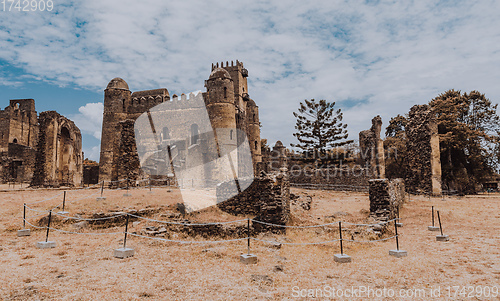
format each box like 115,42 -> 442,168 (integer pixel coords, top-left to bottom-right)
191,124 -> 199,145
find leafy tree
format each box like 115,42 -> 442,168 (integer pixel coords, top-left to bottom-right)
430,90 -> 500,193
291,99 -> 349,158
384,114 -> 407,179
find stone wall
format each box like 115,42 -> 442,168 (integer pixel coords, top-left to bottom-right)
288,166 -> 370,190
405,104 -> 442,195
31,111 -> 83,187
113,119 -> 142,185
83,165 -> 99,185
369,178 -> 405,221
359,115 -> 385,179
217,170 -> 290,231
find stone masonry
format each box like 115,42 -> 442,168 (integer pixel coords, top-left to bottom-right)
405,104 -> 442,195
359,115 -> 385,179
369,178 -> 405,221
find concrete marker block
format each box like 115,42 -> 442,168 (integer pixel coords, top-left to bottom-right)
17,229 -> 31,237
428,226 -> 440,231
96,197 -> 106,201
436,235 -> 449,242
123,193 -> 132,197
240,253 -> 258,264
58,211 -> 69,215
389,249 -> 408,258
36,241 -> 56,249
396,222 -> 403,227
114,247 -> 135,258
334,254 -> 351,263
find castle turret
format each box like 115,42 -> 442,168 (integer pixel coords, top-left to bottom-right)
99,78 -> 131,182
205,68 -> 238,181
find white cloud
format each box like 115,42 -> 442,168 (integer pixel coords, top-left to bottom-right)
69,102 -> 103,139
83,145 -> 101,162
1,0 -> 500,150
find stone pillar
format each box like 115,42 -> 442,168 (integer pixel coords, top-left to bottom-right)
369,178 -> 405,221
359,115 -> 385,179
405,105 -> 442,195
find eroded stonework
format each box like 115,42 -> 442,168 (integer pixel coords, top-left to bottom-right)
359,115 -> 385,179
0,99 -> 83,186
405,104 -> 442,195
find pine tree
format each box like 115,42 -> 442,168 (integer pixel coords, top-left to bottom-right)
291,99 -> 349,158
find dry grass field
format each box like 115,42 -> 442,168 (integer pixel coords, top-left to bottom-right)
1,185 -> 499,300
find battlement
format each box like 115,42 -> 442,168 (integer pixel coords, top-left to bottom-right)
212,60 -> 244,71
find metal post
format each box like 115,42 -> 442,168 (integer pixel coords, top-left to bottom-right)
123,214 -> 130,249
437,210 -> 444,236
432,206 -> 435,227
339,221 -> 343,255
62,191 -> 66,212
100,181 -> 104,197
394,219 -> 399,251
45,211 -> 52,242
23,203 -> 26,229
149,178 -> 152,192
247,219 -> 250,255
126,178 -> 129,193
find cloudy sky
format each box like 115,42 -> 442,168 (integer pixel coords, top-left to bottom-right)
1,0 -> 499,161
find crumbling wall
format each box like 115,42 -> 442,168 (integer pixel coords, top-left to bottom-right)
405,105 -> 442,195
217,170 -> 290,231
359,115 -> 385,179
113,119 -> 142,185
288,166 -> 370,190
369,178 -> 405,221
31,111 -> 83,187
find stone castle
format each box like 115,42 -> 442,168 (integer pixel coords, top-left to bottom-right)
99,60 -> 262,185
0,99 -> 83,186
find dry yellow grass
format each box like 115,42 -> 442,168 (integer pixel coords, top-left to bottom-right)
1,186 -> 499,300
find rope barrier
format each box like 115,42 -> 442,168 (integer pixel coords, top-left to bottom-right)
128,214 -> 248,226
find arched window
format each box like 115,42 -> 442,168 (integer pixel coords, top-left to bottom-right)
254,141 -> 258,150
253,113 -> 256,122
191,124 -> 199,145
223,87 -> 227,99
162,126 -> 170,140
122,99 -> 126,111
230,130 -> 233,140
13,138 -> 18,144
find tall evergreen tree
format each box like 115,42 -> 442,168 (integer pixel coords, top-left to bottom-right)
291,99 -> 349,157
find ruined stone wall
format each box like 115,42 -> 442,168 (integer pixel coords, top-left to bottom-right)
0,99 -> 38,152
359,115 -> 385,179
288,166 -> 370,189
217,170 -> 290,230
113,119 -> 142,184
83,165 -> 99,185
31,111 -> 83,187
369,178 -> 405,221
405,104 -> 442,195
5,143 -> 36,182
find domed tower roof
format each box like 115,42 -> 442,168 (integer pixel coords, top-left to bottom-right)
209,68 -> 232,80
106,77 -> 129,90
275,141 -> 283,147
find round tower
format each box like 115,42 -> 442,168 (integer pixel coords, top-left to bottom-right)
205,68 -> 238,182
246,98 -> 262,168
99,77 -> 131,183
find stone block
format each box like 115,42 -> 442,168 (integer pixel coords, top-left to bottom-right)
114,247 -> 135,258
17,229 -> 31,237
428,226 -> 440,231
334,254 -> 351,263
396,222 -> 403,227
240,253 -> 258,264
123,193 -> 132,197
436,235 -> 449,242
36,241 -> 56,249
389,249 -> 408,258
96,197 -> 106,201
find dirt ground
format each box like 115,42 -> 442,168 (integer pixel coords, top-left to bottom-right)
0,186 -> 499,300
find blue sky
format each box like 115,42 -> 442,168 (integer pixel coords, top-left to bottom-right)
1,0 -> 500,161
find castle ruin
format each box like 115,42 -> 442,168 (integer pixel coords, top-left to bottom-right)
0,99 -> 83,186
99,61 -> 262,186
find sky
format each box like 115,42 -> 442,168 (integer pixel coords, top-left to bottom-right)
1,0 -> 499,161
